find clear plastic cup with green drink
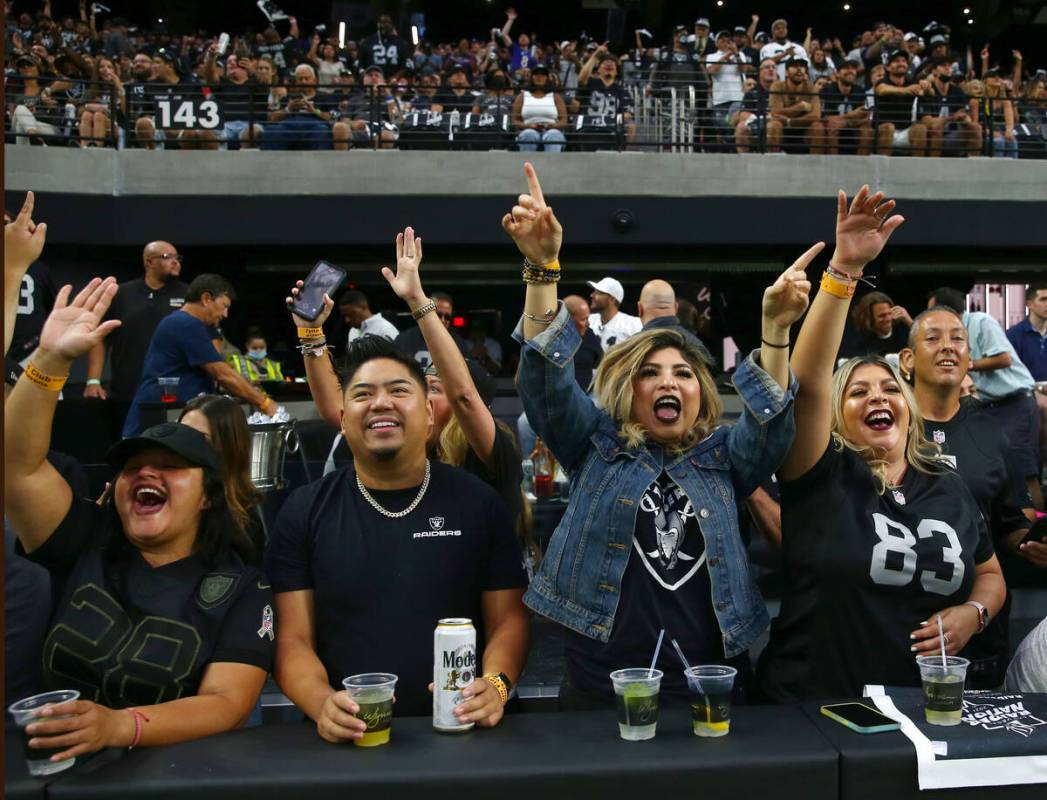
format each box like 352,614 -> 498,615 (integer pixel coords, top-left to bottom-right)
610,668 -> 663,741
916,655 -> 968,726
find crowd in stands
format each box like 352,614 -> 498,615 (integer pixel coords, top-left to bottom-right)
5,2 -> 1046,155
5,160 -> 1047,763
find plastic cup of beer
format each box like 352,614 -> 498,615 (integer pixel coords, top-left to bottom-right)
685,665 -> 737,737
916,655 -> 968,726
157,376 -> 180,404
8,690 -> 80,776
343,673 -> 398,747
609,668 -> 663,741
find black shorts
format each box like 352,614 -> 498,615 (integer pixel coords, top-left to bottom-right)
979,390 -> 1042,478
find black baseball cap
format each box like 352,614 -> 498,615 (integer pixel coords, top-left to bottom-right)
155,48 -> 180,71
364,63 -> 384,76
106,423 -> 221,475
531,63 -> 550,75
886,48 -> 910,64
784,57 -> 808,68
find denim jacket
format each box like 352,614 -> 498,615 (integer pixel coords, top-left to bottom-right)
513,305 -> 796,657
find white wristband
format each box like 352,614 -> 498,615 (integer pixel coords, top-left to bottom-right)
86,378 -> 102,386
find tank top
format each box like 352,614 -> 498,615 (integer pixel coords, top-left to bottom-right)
521,90 -> 558,126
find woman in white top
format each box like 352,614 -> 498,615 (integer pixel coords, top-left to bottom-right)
513,64 -> 567,152
308,37 -> 347,94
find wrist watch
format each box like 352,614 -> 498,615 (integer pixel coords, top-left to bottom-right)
964,600 -> 989,633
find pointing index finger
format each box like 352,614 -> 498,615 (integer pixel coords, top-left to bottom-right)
524,162 -> 545,207
16,191 -> 35,225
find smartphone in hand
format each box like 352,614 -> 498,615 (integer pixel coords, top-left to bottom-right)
290,260 -> 347,321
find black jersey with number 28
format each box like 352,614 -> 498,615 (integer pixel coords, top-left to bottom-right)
27,496 -> 274,708
758,444 -> 993,702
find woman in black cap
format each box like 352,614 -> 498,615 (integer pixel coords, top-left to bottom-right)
5,278 -> 274,762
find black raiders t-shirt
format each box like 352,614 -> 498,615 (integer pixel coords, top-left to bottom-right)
581,78 -> 633,118
27,496 -> 274,707
565,472 -> 722,703
923,400 -> 1030,540
758,443 -> 993,703
917,83 -> 969,120
359,33 -> 414,73
819,81 -> 865,116
874,79 -> 918,128
266,461 -> 527,717
923,399 -> 1030,687
462,424 -> 524,527
103,278 -> 189,401
8,261 -> 58,365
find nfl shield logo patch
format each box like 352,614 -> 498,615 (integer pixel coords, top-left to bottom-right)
932,429 -> 946,445
429,517 -> 445,530
198,574 -> 237,608
891,490 -> 906,505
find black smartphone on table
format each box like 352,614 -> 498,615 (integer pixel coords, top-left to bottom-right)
289,260 -> 347,321
820,702 -> 901,734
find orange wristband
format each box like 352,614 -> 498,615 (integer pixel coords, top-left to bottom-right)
23,362 -> 68,392
820,271 -> 857,299
297,326 -> 323,339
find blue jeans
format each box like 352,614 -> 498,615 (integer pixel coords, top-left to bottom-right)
992,133 -> 1018,159
517,410 -> 537,458
261,116 -> 332,150
517,127 -> 566,152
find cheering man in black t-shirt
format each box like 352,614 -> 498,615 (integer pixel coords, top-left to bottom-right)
820,59 -> 872,154
359,15 -> 413,77
901,307 -> 1039,687
83,240 -> 190,434
916,58 -> 981,157
874,49 -> 930,155
267,337 -> 528,741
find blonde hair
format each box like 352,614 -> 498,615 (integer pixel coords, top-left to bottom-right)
592,329 -> 721,454
830,355 -> 943,493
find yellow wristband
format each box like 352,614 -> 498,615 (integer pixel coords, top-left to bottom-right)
23,362 -> 68,392
541,258 -> 561,271
483,674 -> 509,705
297,326 -> 323,339
820,272 -> 857,299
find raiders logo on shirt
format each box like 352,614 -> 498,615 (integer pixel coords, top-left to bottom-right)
635,477 -> 707,591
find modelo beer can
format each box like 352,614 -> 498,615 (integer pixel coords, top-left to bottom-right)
434,618 -> 476,732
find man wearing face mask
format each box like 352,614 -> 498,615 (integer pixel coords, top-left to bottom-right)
227,329 -> 284,383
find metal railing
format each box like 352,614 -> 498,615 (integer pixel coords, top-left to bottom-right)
5,76 -> 1045,158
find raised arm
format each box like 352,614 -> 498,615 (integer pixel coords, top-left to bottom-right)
504,163 -> 601,471
747,14 -> 759,42
781,186 -> 905,481
4,192 -> 48,357
1011,50 -> 1023,96
5,278 -> 120,553
285,285 -> 342,429
382,228 -> 498,468
499,9 -> 516,47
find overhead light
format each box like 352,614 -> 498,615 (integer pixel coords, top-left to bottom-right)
716,0 -> 724,6
411,24 -> 419,45
963,8 -> 970,14
843,3 -> 851,10
967,18 -> 974,24
338,21 -> 345,48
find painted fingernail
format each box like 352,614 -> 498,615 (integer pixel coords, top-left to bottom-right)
910,645 -> 918,652
919,621 -> 928,626
909,634 -> 916,640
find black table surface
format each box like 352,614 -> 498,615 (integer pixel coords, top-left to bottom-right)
42,706 -> 837,800
801,701 -> 1046,800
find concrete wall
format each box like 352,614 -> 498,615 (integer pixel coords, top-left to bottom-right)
7,147 -> 1047,201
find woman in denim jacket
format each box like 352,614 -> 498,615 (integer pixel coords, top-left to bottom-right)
503,163 -> 819,707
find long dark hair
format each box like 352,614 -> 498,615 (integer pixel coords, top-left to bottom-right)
103,466 -> 258,568
179,394 -> 263,538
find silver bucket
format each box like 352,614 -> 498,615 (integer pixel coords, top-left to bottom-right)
249,419 -> 299,491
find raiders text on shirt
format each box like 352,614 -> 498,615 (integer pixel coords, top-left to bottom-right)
413,515 -> 462,538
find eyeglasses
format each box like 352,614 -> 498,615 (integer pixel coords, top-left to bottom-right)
150,253 -> 183,262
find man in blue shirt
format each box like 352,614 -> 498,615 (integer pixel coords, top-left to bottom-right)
1007,284 -> 1047,382
123,274 -> 277,436
1007,283 -> 1047,488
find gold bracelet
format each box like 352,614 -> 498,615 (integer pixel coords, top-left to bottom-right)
522,266 -> 561,284
297,326 -> 323,339
411,300 -> 437,320
23,362 -> 68,392
483,674 -> 509,705
820,271 -> 857,299
523,308 -> 557,324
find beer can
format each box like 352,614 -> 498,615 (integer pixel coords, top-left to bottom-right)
433,618 -> 477,732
